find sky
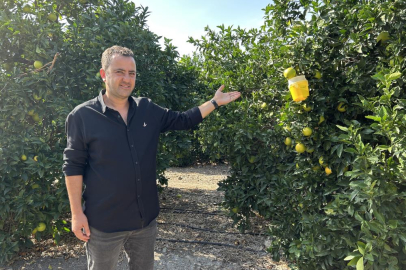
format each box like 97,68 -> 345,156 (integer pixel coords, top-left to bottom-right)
133,0 -> 271,57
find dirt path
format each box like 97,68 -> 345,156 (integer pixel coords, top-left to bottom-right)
2,164 -> 290,270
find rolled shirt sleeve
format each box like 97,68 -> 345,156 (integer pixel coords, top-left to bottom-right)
62,111 -> 88,176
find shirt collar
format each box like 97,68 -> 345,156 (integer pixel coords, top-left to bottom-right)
98,90 -> 108,113
98,90 -> 135,114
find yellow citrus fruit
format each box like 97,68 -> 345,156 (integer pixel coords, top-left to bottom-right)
21,155 -> 27,161
261,102 -> 267,109
283,67 -> 296,79
232,207 -> 239,214
249,156 -> 256,163
284,137 -> 292,146
295,143 -> 306,153
319,156 -> 324,165
33,61 -> 43,69
376,31 -> 390,43
314,70 -> 322,79
337,102 -> 347,112
325,167 -> 332,175
28,110 -> 35,116
36,222 -> 46,232
318,115 -> 325,124
302,127 -> 312,137
302,104 -> 312,112
284,126 -> 292,132
33,156 -> 38,161
176,194 -> 182,198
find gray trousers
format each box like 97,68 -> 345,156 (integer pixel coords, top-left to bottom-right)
85,220 -> 157,270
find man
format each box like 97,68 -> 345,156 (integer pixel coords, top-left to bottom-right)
62,45 -> 240,270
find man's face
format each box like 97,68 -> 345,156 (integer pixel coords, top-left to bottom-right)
101,54 -> 136,99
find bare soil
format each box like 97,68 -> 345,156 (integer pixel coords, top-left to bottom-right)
2,164 -> 291,270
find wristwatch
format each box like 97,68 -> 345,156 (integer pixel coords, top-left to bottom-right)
210,99 -> 219,109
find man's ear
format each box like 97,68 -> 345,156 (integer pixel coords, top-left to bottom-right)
100,68 -> 106,81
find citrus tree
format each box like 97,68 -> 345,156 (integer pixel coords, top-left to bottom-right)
187,0 -> 406,269
0,0 -> 202,263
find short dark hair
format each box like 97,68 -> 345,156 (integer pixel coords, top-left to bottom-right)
101,45 -> 134,71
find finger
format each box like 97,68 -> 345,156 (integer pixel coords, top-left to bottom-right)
74,229 -> 89,242
83,224 -> 91,237
217,85 -> 225,92
229,93 -> 241,99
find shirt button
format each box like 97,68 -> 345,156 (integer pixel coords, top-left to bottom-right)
118,115 -> 120,118
131,145 -> 134,147
135,162 -> 138,164
137,179 -> 140,181
138,195 -> 140,198
127,129 -> 130,132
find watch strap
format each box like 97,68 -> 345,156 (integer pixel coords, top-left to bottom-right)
210,99 -> 219,109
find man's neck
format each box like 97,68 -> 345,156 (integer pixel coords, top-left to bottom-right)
103,92 -> 129,111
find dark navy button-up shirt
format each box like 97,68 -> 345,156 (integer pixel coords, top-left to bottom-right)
62,90 -> 203,233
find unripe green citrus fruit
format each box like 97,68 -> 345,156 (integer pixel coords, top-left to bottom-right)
283,67 -> 296,79
23,5 -> 31,13
47,13 -> 57,22
34,61 -> 43,69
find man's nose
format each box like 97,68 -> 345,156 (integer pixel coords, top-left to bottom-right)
122,73 -> 132,81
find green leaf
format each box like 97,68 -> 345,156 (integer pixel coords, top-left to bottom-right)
387,72 -> 402,81
365,253 -> 374,262
337,144 -> 343,158
371,73 -> 385,82
388,220 -> 398,229
356,257 -> 364,270
365,115 -> 381,122
344,255 -> 355,261
336,125 -> 348,131
344,148 -> 358,154
348,256 -> 361,266
374,210 -> 385,224
357,241 -> 366,255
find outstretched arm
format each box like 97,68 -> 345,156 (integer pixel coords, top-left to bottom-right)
198,85 -> 241,119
